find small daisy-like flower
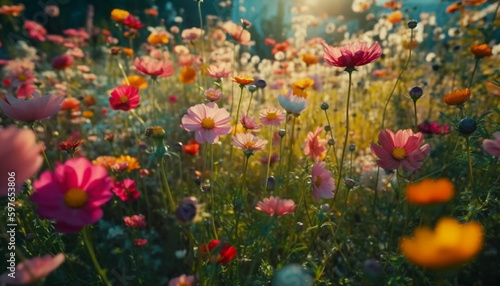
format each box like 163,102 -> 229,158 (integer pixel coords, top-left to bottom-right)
181,102 -> 232,144
442,88 -> 471,106
240,113 -> 262,131
232,133 -> 268,156
470,43 -> 492,58
259,107 -> 286,126
311,161 -> 335,201
204,88 -> 223,102
233,75 -> 254,86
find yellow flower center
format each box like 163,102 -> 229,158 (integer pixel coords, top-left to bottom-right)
315,176 -> 322,187
17,74 -> 28,82
179,282 -> 190,286
63,188 -> 88,209
201,118 -> 215,130
244,141 -> 255,149
266,111 -> 277,120
392,147 -> 407,160
120,95 -> 129,104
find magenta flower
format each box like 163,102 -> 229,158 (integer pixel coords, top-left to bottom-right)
232,133 -> 268,155
204,88 -> 223,102
51,54 -> 74,70
322,41 -> 382,69
370,129 -> 430,172
23,20 -> 47,41
112,179 -> 140,201
134,56 -> 174,77
181,102 -> 232,144
255,196 -> 296,216
259,107 -> 286,126
123,15 -> 144,29
124,214 -> 147,229
109,85 -> 140,111
0,253 -> 65,285
240,113 -> 262,131
0,90 -> 63,123
278,89 -> 309,115
0,126 -> 43,197
169,274 -> 195,286
418,121 -> 451,135
206,64 -> 231,79
311,161 -> 335,201
30,158 -> 113,234
133,238 -> 148,247
483,131 -> 500,157
304,126 -> 327,161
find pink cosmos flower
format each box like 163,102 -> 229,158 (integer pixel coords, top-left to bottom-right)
278,89 -> 309,115
169,274 -> 195,286
30,158 -> 113,234
124,214 -> 147,229
0,126 -> 43,197
240,113 -> 262,131
204,88 -> 223,102
232,133 -> 268,154
0,253 -> 65,285
16,83 -> 36,98
255,196 -> 296,216
134,56 -> 174,77
109,85 -> 140,111
222,21 -> 252,45
483,132 -> 500,157
259,107 -> 286,126
181,27 -> 204,41
322,41 -> 382,69
181,102 -> 232,144
206,64 -> 231,79
311,161 -> 335,201
0,90 -> 64,123
112,179 -> 140,201
51,54 -> 74,70
23,20 -> 47,41
370,129 -> 430,172
133,238 -> 148,247
44,5 -> 60,17
260,153 -> 279,166
304,126 -> 327,161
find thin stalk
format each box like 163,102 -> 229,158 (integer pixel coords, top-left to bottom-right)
160,158 -> 176,211
197,0 -> 205,66
413,100 -> 418,132
467,58 -> 480,89
234,86 -> 245,129
246,91 -> 254,114
82,226 -> 111,286
465,137 -> 474,187
264,127 -> 273,192
285,115 -> 297,193
324,109 -> 339,168
32,126 -> 53,172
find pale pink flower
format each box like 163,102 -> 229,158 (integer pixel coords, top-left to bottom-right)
232,133 -> 268,154
23,20 -> 47,41
255,196 -> 296,216
123,214 -> 147,229
30,158 -> 113,234
181,102 -> 232,144
0,91 -> 64,123
181,27 -> 204,41
240,113 -> 262,131
0,126 -> 43,197
173,45 -> 190,55
44,5 -> 60,17
134,56 -> 174,77
5,59 -> 35,88
259,107 -> 286,126
222,21 -> 252,45
370,129 -> 430,171
311,161 -> 335,201
322,41 -> 382,69
169,274 -> 195,286
483,132 -> 500,157
304,127 -> 327,161
206,64 -> 231,79
204,88 -> 223,102
0,253 -> 65,285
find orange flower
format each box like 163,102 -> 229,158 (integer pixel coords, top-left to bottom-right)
122,48 -> 134,56
387,10 -> 403,24
61,97 -> 80,111
145,8 -> 159,16
147,30 -> 169,45
442,88 -> 471,105
233,75 -> 254,86
470,43 -> 492,58
291,86 -> 309,99
406,178 -> 455,205
179,66 -> 197,84
293,78 -> 314,90
400,217 -> 483,269
84,96 -> 96,106
382,1 -> 402,9
0,4 -> 25,16
124,75 -> 148,90
92,156 -> 117,169
82,111 -> 94,118
301,54 -> 318,65
111,9 -> 129,22
116,155 -> 141,171
446,2 -> 462,13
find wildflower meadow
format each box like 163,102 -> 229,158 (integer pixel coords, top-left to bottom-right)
0,0 -> 500,285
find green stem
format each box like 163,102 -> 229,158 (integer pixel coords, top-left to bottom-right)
467,58 -> 480,89
246,91 -> 254,114
160,158 -> 176,211
324,110 -> 339,169
413,100 -> 418,132
285,115 -> 297,193
234,86 -> 245,129
82,226 -> 111,286
466,137 -> 474,187
264,127 -> 273,192
32,125 -> 53,172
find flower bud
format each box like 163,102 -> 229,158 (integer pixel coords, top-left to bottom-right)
321,102 -> 329,110
407,20 -> 418,29
324,125 -> 331,132
348,143 -> 356,152
248,84 -> 258,93
328,138 -> 335,146
459,118 -> 477,136
345,178 -> 356,189
278,129 -> 286,137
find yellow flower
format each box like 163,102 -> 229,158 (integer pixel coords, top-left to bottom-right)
147,31 -> 169,45
301,54 -> 318,65
400,217 -> 483,269
293,78 -> 314,90
92,156 -> 117,169
179,66 -> 197,84
111,9 -> 130,22
116,155 -> 141,171
233,75 -> 254,86
406,178 -> 455,205
122,48 -> 134,56
291,86 -> 308,99
442,88 -> 471,106
123,75 -> 148,90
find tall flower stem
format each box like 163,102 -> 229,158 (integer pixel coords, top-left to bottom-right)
234,86 -> 245,129
82,226 -> 111,286
31,125 -> 53,172
323,110 -> 339,168
335,70 -> 353,203
197,0 -> 205,66
264,127 -> 274,192
467,58 -> 480,89
465,137 -> 474,187
381,29 -> 414,130
285,115 -> 297,193
160,157 -> 176,211
246,91 -> 255,114
412,100 -> 418,132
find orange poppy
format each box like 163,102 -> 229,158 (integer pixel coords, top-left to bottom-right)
446,2 -> 462,13
442,88 -> 471,106
387,10 -> 403,24
122,48 -> 134,56
470,43 -> 492,58
179,66 -> 197,84
301,54 -> 319,65
147,31 -> 169,45
233,75 -> 254,86
406,178 -> 455,205
123,75 -> 148,90
61,97 -> 80,111
145,8 -> 159,16
111,9 -> 130,22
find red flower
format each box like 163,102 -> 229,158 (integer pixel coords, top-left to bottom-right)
109,85 -> 140,111
51,54 -> 73,70
418,121 -> 450,135
59,139 -> 84,154
123,15 -> 144,29
200,240 -> 237,265
133,238 -> 148,247
183,139 -> 200,156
